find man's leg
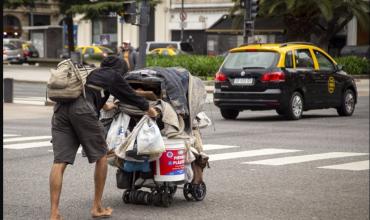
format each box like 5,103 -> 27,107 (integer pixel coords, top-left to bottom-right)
50,163 -> 67,220
91,155 -> 112,217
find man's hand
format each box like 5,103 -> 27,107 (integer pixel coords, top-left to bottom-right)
146,107 -> 158,118
103,102 -> 118,111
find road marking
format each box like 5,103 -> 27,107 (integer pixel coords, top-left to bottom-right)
3,134 -> 20,137
318,160 -> 369,171
203,144 -> 240,151
209,148 -> 301,162
4,141 -> 51,149
4,136 -> 51,143
48,148 -> 82,154
13,98 -> 45,106
243,152 -> 368,165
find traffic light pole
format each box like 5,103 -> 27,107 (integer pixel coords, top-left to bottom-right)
243,0 -> 251,44
137,0 -> 150,69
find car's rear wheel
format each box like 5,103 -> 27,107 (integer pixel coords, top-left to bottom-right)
337,89 -> 355,116
220,109 -> 239,120
284,92 -> 303,120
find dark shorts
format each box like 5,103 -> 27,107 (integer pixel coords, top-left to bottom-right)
51,96 -> 108,164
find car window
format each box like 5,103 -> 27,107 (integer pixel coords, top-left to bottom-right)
295,49 -> 314,69
98,46 -> 113,53
3,44 -> 17,50
285,51 -> 294,68
163,49 -> 169,55
86,47 -> 95,54
314,50 -> 335,71
223,51 -> 279,69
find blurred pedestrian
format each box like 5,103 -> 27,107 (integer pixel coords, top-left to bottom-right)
118,40 -> 137,71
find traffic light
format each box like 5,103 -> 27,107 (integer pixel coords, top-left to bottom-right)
244,21 -> 253,38
250,0 -> 259,20
120,1 -> 137,24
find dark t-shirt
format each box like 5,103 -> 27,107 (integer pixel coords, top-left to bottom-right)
85,67 -> 149,115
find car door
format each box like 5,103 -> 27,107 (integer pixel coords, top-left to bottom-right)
294,48 -> 321,107
312,49 -> 344,106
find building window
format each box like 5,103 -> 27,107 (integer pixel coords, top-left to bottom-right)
92,17 -> 117,51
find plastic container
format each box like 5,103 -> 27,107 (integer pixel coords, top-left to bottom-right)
154,138 -> 185,182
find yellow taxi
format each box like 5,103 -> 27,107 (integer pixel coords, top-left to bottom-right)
75,45 -> 114,59
214,42 -> 357,120
149,48 -> 182,56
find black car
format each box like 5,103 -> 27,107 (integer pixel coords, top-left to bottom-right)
213,42 -> 357,120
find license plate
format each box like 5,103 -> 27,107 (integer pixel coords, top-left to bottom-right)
234,78 -> 254,85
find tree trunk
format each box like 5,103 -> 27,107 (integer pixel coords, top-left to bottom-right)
65,14 -> 75,56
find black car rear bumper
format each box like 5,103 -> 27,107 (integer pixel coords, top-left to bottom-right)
213,89 -> 284,110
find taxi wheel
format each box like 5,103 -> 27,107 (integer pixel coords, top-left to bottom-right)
220,109 -> 239,120
337,89 -> 355,116
285,92 -> 303,120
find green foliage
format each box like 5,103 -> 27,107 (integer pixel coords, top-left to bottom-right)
146,55 -> 225,79
334,56 -> 370,75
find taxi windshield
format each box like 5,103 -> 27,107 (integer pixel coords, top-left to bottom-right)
223,51 -> 279,69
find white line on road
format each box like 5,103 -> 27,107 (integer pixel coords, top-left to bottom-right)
4,141 -> 52,149
3,134 -> 20,137
243,152 -> 369,165
203,144 -> 240,151
318,160 -> 369,171
209,148 -> 301,162
4,136 -> 51,143
13,99 -> 45,106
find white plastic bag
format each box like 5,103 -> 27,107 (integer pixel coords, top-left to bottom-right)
136,116 -> 165,155
106,112 -> 130,150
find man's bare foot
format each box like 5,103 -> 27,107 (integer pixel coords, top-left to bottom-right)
91,207 -> 113,218
50,213 -> 63,220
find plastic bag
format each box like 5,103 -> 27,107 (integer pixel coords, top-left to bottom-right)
136,116 -> 165,155
106,112 -> 130,150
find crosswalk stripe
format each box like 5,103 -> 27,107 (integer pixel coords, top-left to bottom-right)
318,160 -> 369,171
209,148 -> 301,162
13,99 -> 45,106
243,152 -> 368,165
3,134 -> 19,137
4,136 -> 51,143
4,141 -> 52,149
203,144 -> 239,151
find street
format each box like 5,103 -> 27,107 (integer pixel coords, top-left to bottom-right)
3,94 -> 369,219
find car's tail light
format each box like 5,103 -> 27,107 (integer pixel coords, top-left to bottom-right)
215,72 -> 228,82
261,71 -> 285,82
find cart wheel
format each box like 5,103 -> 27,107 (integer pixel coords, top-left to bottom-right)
122,190 -> 131,204
161,191 -> 173,207
191,182 -> 207,201
183,183 -> 194,201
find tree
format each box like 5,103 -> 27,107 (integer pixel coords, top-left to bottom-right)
260,0 -> 369,49
231,0 -> 369,49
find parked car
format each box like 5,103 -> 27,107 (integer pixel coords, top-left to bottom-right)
213,42 -> 357,120
3,43 -> 25,63
75,45 -> 115,60
149,47 -> 185,56
145,41 -> 194,54
340,45 -> 370,59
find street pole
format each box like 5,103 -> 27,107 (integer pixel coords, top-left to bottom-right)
137,0 -> 150,69
180,0 -> 184,41
243,0 -> 250,44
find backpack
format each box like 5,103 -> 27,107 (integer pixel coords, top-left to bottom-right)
47,59 -> 97,103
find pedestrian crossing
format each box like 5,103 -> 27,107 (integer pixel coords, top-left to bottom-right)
13,96 -> 46,105
3,134 -> 369,171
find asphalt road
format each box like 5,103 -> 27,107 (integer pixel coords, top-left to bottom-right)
3,97 -> 369,220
